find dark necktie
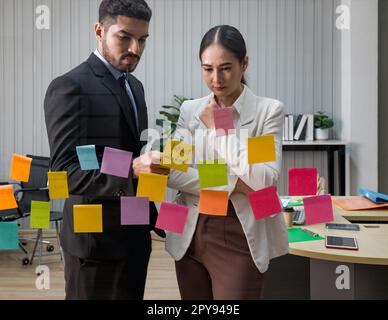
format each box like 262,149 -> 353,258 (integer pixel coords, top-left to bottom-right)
118,73 -> 139,133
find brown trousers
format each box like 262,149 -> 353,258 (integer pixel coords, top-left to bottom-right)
175,202 -> 264,300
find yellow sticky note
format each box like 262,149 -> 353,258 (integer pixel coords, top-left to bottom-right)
30,201 -> 50,229
48,171 -> 69,199
9,154 -> 32,182
0,185 -> 18,210
73,205 -> 103,233
136,173 -> 168,202
247,135 -> 276,164
161,139 -> 194,172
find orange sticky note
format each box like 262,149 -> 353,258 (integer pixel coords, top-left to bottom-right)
136,172 -> 168,202
199,190 -> 229,216
9,154 -> 32,182
0,185 -> 18,210
73,205 -> 103,233
247,135 -> 276,164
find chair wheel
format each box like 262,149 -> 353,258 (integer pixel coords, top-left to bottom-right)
21,242 -> 27,246
22,258 -> 30,265
46,245 -> 54,252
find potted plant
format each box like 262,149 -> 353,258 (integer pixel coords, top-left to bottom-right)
156,95 -> 192,150
314,111 -> 334,140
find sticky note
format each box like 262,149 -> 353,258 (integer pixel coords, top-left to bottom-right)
0,185 -> 18,210
48,171 -> 69,199
213,107 -> 235,136
199,190 -> 229,216
161,139 -> 194,172
247,135 -> 276,164
9,154 -> 32,182
121,197 -> 149,225
30,201 -> 50,229
76,145 -> 100,170
101,147 -> 133,178
136,173 -> 168,202
156,201 -> 189,233
0,221 -> 19,250
248,186 -> 282,220
73,205 -> 103,233
197,160 -> 228,189
288,168 -> 317,196
303,194 -> 334,226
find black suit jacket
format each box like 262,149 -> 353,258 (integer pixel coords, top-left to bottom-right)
44,53 -> 157,260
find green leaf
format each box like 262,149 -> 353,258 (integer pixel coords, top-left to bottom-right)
161,105 -> 181,112
159,111 -> 179,123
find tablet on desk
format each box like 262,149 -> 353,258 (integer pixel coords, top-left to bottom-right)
325,235 -> 359,250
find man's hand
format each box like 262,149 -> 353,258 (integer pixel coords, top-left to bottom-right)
132,151 -> 170,177
199,98 -> 218,129
233,178 -> 254,195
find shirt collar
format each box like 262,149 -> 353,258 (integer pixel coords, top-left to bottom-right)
210,84 -> 247,115
94,49 -> 123,80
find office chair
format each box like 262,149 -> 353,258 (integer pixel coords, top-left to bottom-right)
1,155 -> 64,268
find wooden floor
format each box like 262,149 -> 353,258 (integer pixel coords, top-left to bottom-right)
0,231 -> 180,300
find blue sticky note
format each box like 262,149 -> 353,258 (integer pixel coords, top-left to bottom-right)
0,221 -> 19,250
76,145 -> 100,170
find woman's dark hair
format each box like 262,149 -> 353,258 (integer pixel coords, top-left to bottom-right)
99,0 -> 152,28
199,25 -> 247,85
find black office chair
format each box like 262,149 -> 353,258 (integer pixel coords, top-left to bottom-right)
1,155 -> 64,268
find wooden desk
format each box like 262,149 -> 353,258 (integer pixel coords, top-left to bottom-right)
262,198 -> 388,299
282,140 -> 346,195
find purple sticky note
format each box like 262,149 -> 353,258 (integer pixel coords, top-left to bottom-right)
101,147 -> 133,178
248,186 -> 283,220
156,202 -> 189,234
121,197 -> 149,225
213,107 -> 235,136
288,168 -> 317,196
303,194 -> 334,226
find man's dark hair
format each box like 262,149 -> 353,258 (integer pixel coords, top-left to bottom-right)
99,0 -> 152,28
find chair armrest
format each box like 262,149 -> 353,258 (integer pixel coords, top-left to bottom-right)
14,187 -> 49,197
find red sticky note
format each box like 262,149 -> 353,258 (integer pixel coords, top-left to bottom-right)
248,186 -> 282,220
303,194 -> 334,226
288,168 -> 317,196
213,107 -> 234,136
156,202 -> 189,234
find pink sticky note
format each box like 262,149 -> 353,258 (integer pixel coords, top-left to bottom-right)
156,202 -> 189,234
213,107 -> 234,136
248,186 -> 283,220
121,197 -> 149,225
288,168 -> 317,196
101,147 -> 133,178
303,194 -> 334,226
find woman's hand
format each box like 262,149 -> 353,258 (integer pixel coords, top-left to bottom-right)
233,178 -> 254,195
199,98 -> 219,129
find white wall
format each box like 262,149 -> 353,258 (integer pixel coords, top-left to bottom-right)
338,0 -> 379,193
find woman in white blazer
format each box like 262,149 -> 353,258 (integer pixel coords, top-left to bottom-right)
166,25 -> 289,300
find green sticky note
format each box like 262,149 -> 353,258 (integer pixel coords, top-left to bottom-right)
197,160 -> 228,189
288,228 -> 324,243
30,201 -> 50,229
0,221 -> 19,250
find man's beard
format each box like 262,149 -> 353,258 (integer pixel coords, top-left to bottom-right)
101,39 -> 138,73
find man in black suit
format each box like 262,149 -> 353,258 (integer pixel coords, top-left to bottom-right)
44,0 -> 168,300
